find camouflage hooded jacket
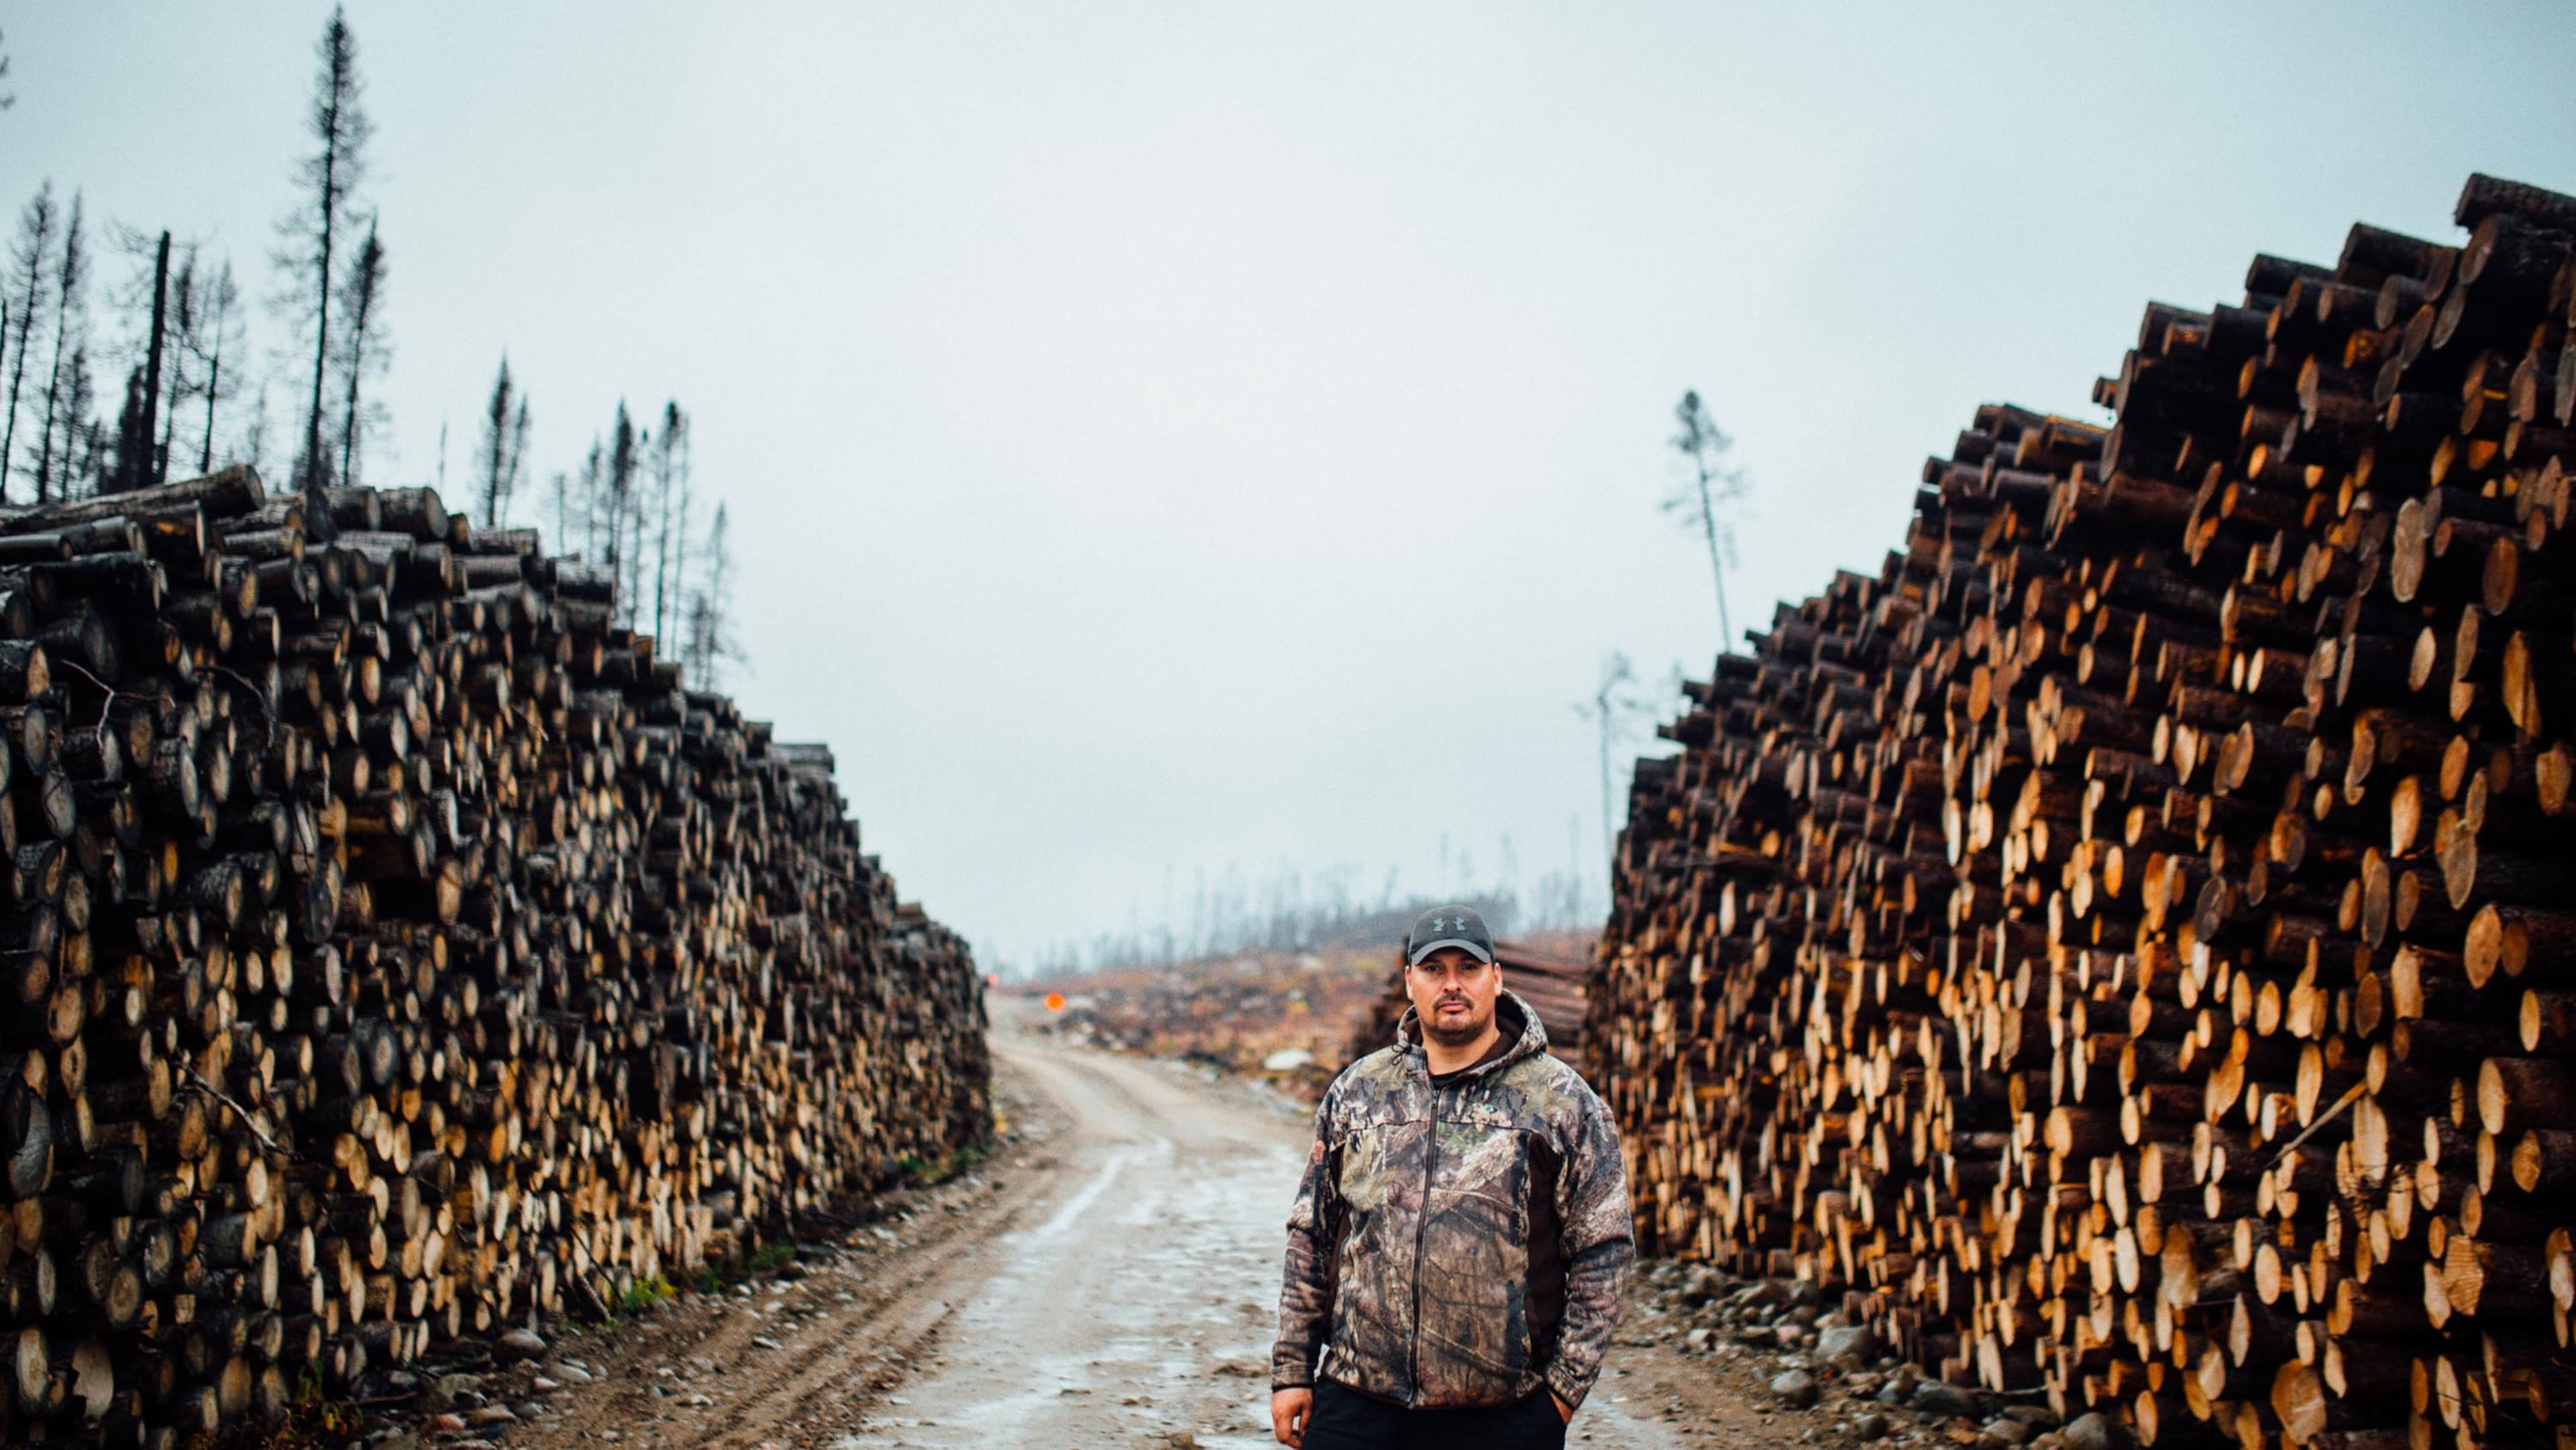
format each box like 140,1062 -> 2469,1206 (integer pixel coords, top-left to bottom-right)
1272,988 -> 1633,1410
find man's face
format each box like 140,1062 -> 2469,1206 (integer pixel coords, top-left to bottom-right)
1406,947 -> 1499,1049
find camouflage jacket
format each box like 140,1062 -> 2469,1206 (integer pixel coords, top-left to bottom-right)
1272,989 -> 1632,1410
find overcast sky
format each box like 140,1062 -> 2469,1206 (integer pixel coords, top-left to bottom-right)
4,4 -> 2570,968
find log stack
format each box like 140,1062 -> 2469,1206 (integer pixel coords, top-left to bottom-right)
1587,172 -> 2576,1450
0,467 -> 989,1445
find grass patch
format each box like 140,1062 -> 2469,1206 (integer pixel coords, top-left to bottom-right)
614,1274 -> 678,1313
747,1243 -> 796,1274
896,1141 -> 986,1186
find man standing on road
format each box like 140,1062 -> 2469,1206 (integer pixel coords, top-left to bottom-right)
1270,905 -> 1632,1449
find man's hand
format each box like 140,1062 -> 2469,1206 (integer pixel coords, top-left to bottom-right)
1552,1390 -> 1574,1423
1272,1387 -> 1313,1447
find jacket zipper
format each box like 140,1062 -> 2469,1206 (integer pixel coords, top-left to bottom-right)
1407,1060 -> 1440,1404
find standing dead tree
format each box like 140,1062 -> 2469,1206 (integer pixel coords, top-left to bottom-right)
277,6 -> 369,521
684,500 -> 740,690
23,189 -> 87,502
650,400 -> 688,639
1573,651 -> 1646,869
1665,388 -> 1750,645
108,227 -> 174,493
1,181 -> 56,499
176,252 -> 246,475
476,356 -> 529,527
331,213 -> 387,488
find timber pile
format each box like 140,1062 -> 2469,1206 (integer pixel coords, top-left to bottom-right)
1587,172 -> 2576,1449
0,466 -> 989,1446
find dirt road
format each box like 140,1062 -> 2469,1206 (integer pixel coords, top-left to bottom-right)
486,1008 -> 1701,1449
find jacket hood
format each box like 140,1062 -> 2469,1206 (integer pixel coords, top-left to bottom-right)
1395,986 -> 1549,1074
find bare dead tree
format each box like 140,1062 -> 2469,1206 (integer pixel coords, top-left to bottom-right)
548,466 -> 574,556
25,190 -> 88,503
237,378 -> 273,480
331,215 -> 388,488
278,6 -> 370,519
156,240 -> 197,479
108,227 -> 173,493
1,182 -> 56,499
574,439 -> 603,558
477,356 -> 529,527
604,403 -> 640,620
177,254 -> 246,474
649,401 -> 687,639
63,339 -> 102,495
1665,389 -> 1750,645
667,413 -> 693,643
683,502 -> 741,691
1574,651 -> 1638,867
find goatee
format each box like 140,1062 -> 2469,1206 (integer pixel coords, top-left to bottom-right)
1422,1012 -> 1490,1049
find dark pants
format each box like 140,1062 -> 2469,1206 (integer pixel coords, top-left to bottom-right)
1303,1380 -> 1568,1450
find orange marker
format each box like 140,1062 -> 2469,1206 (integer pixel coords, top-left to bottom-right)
1044,992 -> 1065,1012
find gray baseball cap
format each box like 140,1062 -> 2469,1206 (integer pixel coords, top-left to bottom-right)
1405,905 -> 1494,966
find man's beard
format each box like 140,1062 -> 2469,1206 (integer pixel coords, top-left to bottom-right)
1421,999 -> 1491,1048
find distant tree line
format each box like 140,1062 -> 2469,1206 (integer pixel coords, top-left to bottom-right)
0,9 -> 744,688
1010,852 -> 1603,979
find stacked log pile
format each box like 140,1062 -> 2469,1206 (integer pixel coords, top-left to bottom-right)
1587,172 -> 2576,1449
0,467 -> 989,1445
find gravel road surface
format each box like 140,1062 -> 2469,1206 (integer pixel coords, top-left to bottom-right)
491,1007 -> 1700,1449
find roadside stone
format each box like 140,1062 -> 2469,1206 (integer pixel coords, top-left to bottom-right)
494,1327 -> 548,1363
2006,1405 -> 2061,1430
1982,1414 -> 2034,1444
1770,1368 -> 1819,1409
1815,1323 -> 1879,1368
1912,1380 -> 1982,1419
465,1404 -> 516,1427
1737,1279 -> 1792,1309
1854,1411 -> 1891,1441
2063,1412 -> 2131,1450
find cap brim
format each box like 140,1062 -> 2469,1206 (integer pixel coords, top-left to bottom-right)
1406,937 -> 1495,966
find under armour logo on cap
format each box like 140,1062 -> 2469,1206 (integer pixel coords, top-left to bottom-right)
1405,904 -> 1494,966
